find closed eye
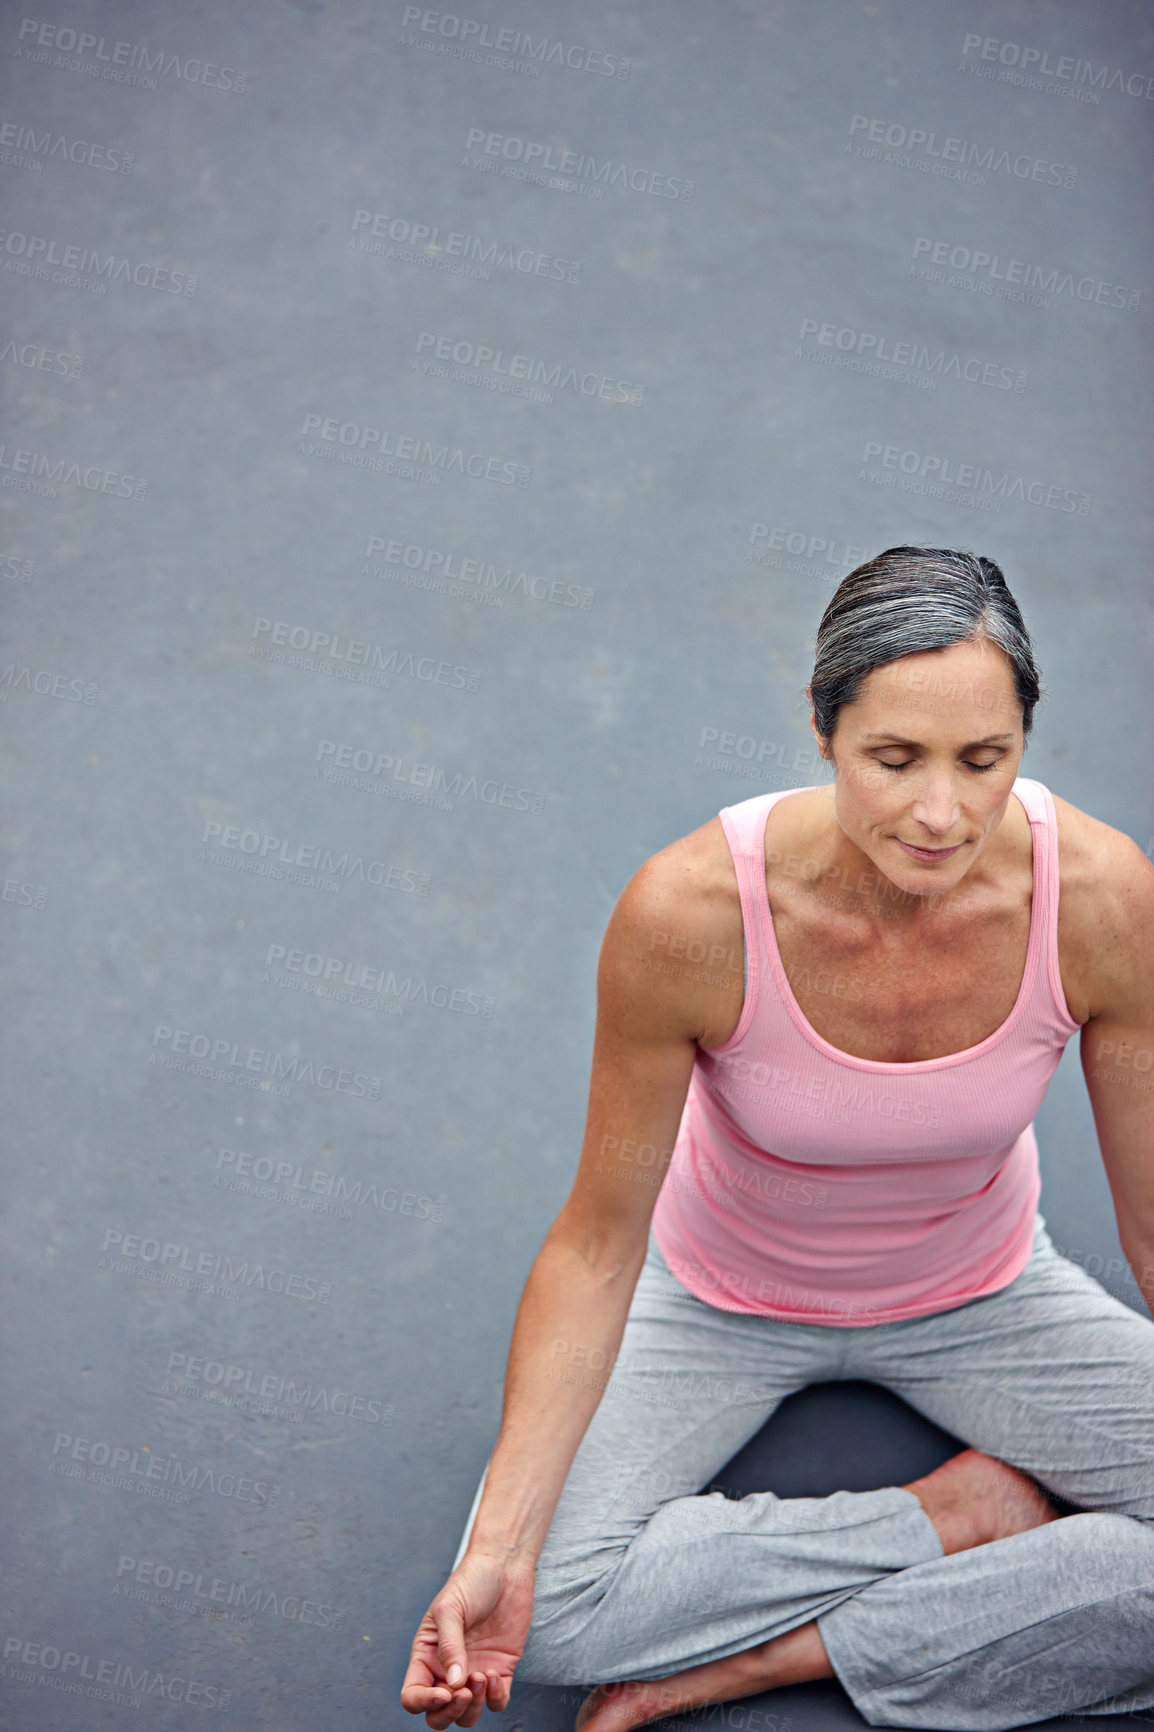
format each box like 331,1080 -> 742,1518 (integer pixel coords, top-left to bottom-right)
878,760 -> 1000,774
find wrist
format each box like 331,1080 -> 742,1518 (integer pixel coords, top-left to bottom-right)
463,1535 -> 540,1577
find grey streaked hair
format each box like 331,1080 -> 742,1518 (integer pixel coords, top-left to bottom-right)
810,546 -> 1042,743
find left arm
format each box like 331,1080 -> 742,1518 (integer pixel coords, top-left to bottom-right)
1074,827 -> 1154,1313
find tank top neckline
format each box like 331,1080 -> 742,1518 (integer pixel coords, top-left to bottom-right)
714,783 -> 1053,1074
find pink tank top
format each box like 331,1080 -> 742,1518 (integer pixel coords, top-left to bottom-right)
650,777 -> 1082,1325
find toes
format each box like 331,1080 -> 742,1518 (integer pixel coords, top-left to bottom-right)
575,1683 -> 632,1731
576,1680 -> 681,1732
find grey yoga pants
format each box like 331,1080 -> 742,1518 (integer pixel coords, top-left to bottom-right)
452,1215 -> 1154,1728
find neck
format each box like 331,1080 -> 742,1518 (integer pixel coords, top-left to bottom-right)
810,797 -> 1018,929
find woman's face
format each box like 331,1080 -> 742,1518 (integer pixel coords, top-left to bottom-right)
812,637 -> 1025,895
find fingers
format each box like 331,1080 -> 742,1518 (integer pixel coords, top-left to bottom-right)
398,1681 -> 453,1716
424,1694 -> 470,1729
436,1603 -> 468,1691
453,1672 -> 490,1728
408,1687 -> 462,1729
402,1668 -> 513,1726
486,1670 -> 511,1713
420,1672 -> 488,1729
452,1671 -> 510,1725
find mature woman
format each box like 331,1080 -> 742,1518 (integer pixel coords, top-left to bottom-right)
402,547 -> 1154,1732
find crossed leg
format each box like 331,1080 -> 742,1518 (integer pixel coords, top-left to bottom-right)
553,1225 -> 1154,1730
575,1449 -> 1062,1731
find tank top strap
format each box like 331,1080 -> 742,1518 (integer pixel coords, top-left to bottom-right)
1011,777 -> 1080,1035
717,788 -> 800,1032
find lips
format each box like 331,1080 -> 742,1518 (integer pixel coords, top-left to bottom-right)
896,839 -> 963,862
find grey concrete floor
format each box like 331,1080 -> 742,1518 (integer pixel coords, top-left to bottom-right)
1,1 -> 1152,1727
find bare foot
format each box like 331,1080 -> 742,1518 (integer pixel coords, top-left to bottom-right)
904,1448 -> 1060,1555
575,1624 -> 831,1732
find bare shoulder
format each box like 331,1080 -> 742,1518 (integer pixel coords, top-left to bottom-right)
611,816 -> 741,958
1053,790 -> 1154,1017
1053,791 -> 1154,907
600,815 -> 744,1046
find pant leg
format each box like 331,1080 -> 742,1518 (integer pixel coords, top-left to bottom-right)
817,1217 -> 1154,1728
818,1514 -> 1154,1729
512,1232 -> 943,1685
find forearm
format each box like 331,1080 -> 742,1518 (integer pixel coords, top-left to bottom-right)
1122,1238 -> 1154,1315
464,1231 -> 644,1567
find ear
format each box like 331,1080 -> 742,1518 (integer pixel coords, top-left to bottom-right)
805,688 -> 833,761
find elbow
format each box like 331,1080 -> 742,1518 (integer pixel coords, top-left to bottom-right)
542,1214 -> 650,1288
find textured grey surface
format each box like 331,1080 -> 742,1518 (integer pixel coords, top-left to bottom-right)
1,0 -> 1151,1726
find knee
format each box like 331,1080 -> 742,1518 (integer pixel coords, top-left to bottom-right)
1046,1510 -> 1154,1581
1130,1459 -> 1154,1523
1076,1465 -> 1154,1523
517,1555 -> 622,1686
515,1642 -> 585,1688
1127,1487 -> 1154,1524
517,1615 -> 595,1687
1119,1435 -> 1154,1521
1050,1434 -> 1154,1522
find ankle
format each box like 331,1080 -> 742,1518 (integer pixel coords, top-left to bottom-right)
747,1622 -> 834,1689
903,1475 -> 987,1555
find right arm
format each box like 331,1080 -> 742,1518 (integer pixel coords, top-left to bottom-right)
401,831 -> 739,1724
465,861 -> 707,1566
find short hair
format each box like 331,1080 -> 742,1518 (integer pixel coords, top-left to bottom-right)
810,546 -> 1042,742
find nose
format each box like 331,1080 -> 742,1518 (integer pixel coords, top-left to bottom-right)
908,776 -> 960,838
